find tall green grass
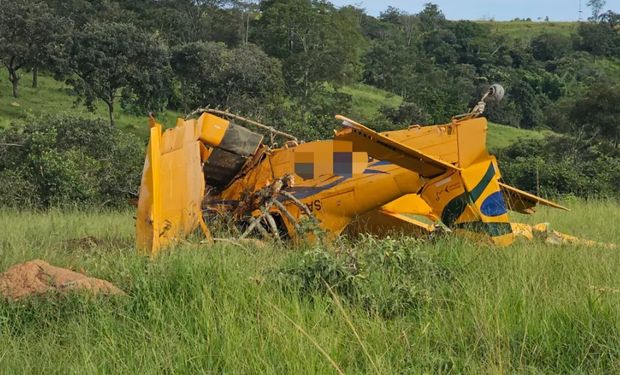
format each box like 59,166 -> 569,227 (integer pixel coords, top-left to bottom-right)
1,201 -> 618,373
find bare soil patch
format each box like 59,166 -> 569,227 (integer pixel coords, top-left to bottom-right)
0,259 -> 125,300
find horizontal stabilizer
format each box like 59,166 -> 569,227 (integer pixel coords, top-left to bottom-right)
334,115 -> 459,178
344,209 -> 435,237
499,182 -> 569,214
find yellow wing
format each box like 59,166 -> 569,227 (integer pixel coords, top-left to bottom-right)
334,115 -> 460,178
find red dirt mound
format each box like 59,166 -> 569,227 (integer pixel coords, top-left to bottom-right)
0,259 -> 125,300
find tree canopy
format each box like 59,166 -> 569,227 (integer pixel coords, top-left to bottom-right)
66,22 -> 171,126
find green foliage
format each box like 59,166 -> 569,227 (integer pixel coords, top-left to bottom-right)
531,33 -> 572,61
115,0 -> 251,45
587,0 -> 607,21
570,82 -> 620,146
273,237 -> 452,319
575,21 -> 620,57
255,0 -> 365,98
0,114 -> 144,208
0,0 -> 70,97
498,135 -> 620,197
269,85 -> 354,140
376,101 -> 432,128
273,247 -> 362,301
66,22 -> 172,125
170,42 -> 284,114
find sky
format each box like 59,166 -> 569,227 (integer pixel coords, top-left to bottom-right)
330,0 -> 620,21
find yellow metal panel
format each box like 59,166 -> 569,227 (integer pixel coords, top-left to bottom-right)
136,125 -> 163,254
419,172 -> 465,219
382,125 -> 459,164
334,115 -> 459,178
454,117 -> 489,168
381,194 -> 434,217
136,121 -> 206,256
344,209 -> 435,237
196,113 -> 230,147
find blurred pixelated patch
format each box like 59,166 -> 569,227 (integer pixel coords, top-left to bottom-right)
295,152 -> 314,179
294,141 -> 367,180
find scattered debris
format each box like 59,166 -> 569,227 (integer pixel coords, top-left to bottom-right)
0,259 -> 125,300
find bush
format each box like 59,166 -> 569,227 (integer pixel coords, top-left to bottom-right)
267,86 -> 353,140
0,114 -> 144,208
170,42 -> 284,115
378,101 -> 432,127
271,236 -> 453,319
497,135 -> 620,198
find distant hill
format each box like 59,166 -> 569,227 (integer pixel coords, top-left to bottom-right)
339,83 -> 547,150
479,20 -> 578,41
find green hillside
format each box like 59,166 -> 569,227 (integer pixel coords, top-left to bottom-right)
0,75 -> 180,138
487,121 -> 548,149
339,83 -> 403,119
337,83 -> 547,149
1,75 -> 545,150
479,20 -> 578,41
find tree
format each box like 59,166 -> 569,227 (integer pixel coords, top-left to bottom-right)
113,0 -> 246,45
530,33 -> 572,61
45,0 -> 123,27
570,82 -> 620,146
507,80 -> 545,129
255,0 -> 364,100
587,0 -> 606,21
418,2 -> 446,32
600,10 -> 620,27
0,0 -> 69,97
0,114 -> 144,207
0,0 -> 29,97
26,8 -> 72,88
66,22 -> 171,126
575,21 -> 620,57
171,42 -> 284,114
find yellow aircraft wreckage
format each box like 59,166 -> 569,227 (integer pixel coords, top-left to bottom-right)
136,85 -> 603,255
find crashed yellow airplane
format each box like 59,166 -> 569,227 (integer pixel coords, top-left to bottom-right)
136,85 -> 592,255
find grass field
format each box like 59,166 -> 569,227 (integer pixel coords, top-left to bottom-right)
479,21 -> 578,41
0,200 -> 618,373
339,83 -> 403,120
0,75 -> 180,137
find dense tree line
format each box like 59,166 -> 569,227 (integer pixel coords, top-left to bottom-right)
0,0 -> 619,203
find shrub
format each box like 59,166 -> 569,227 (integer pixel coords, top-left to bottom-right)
497,135 -> 620,198
0,114 -> 144,208
271,236 -> 453,318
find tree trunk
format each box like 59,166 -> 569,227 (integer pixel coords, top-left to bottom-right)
107,100 -> 115,127
245,13 -> 250,45
32,66 -> 38,89
8,70 -> 20,98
